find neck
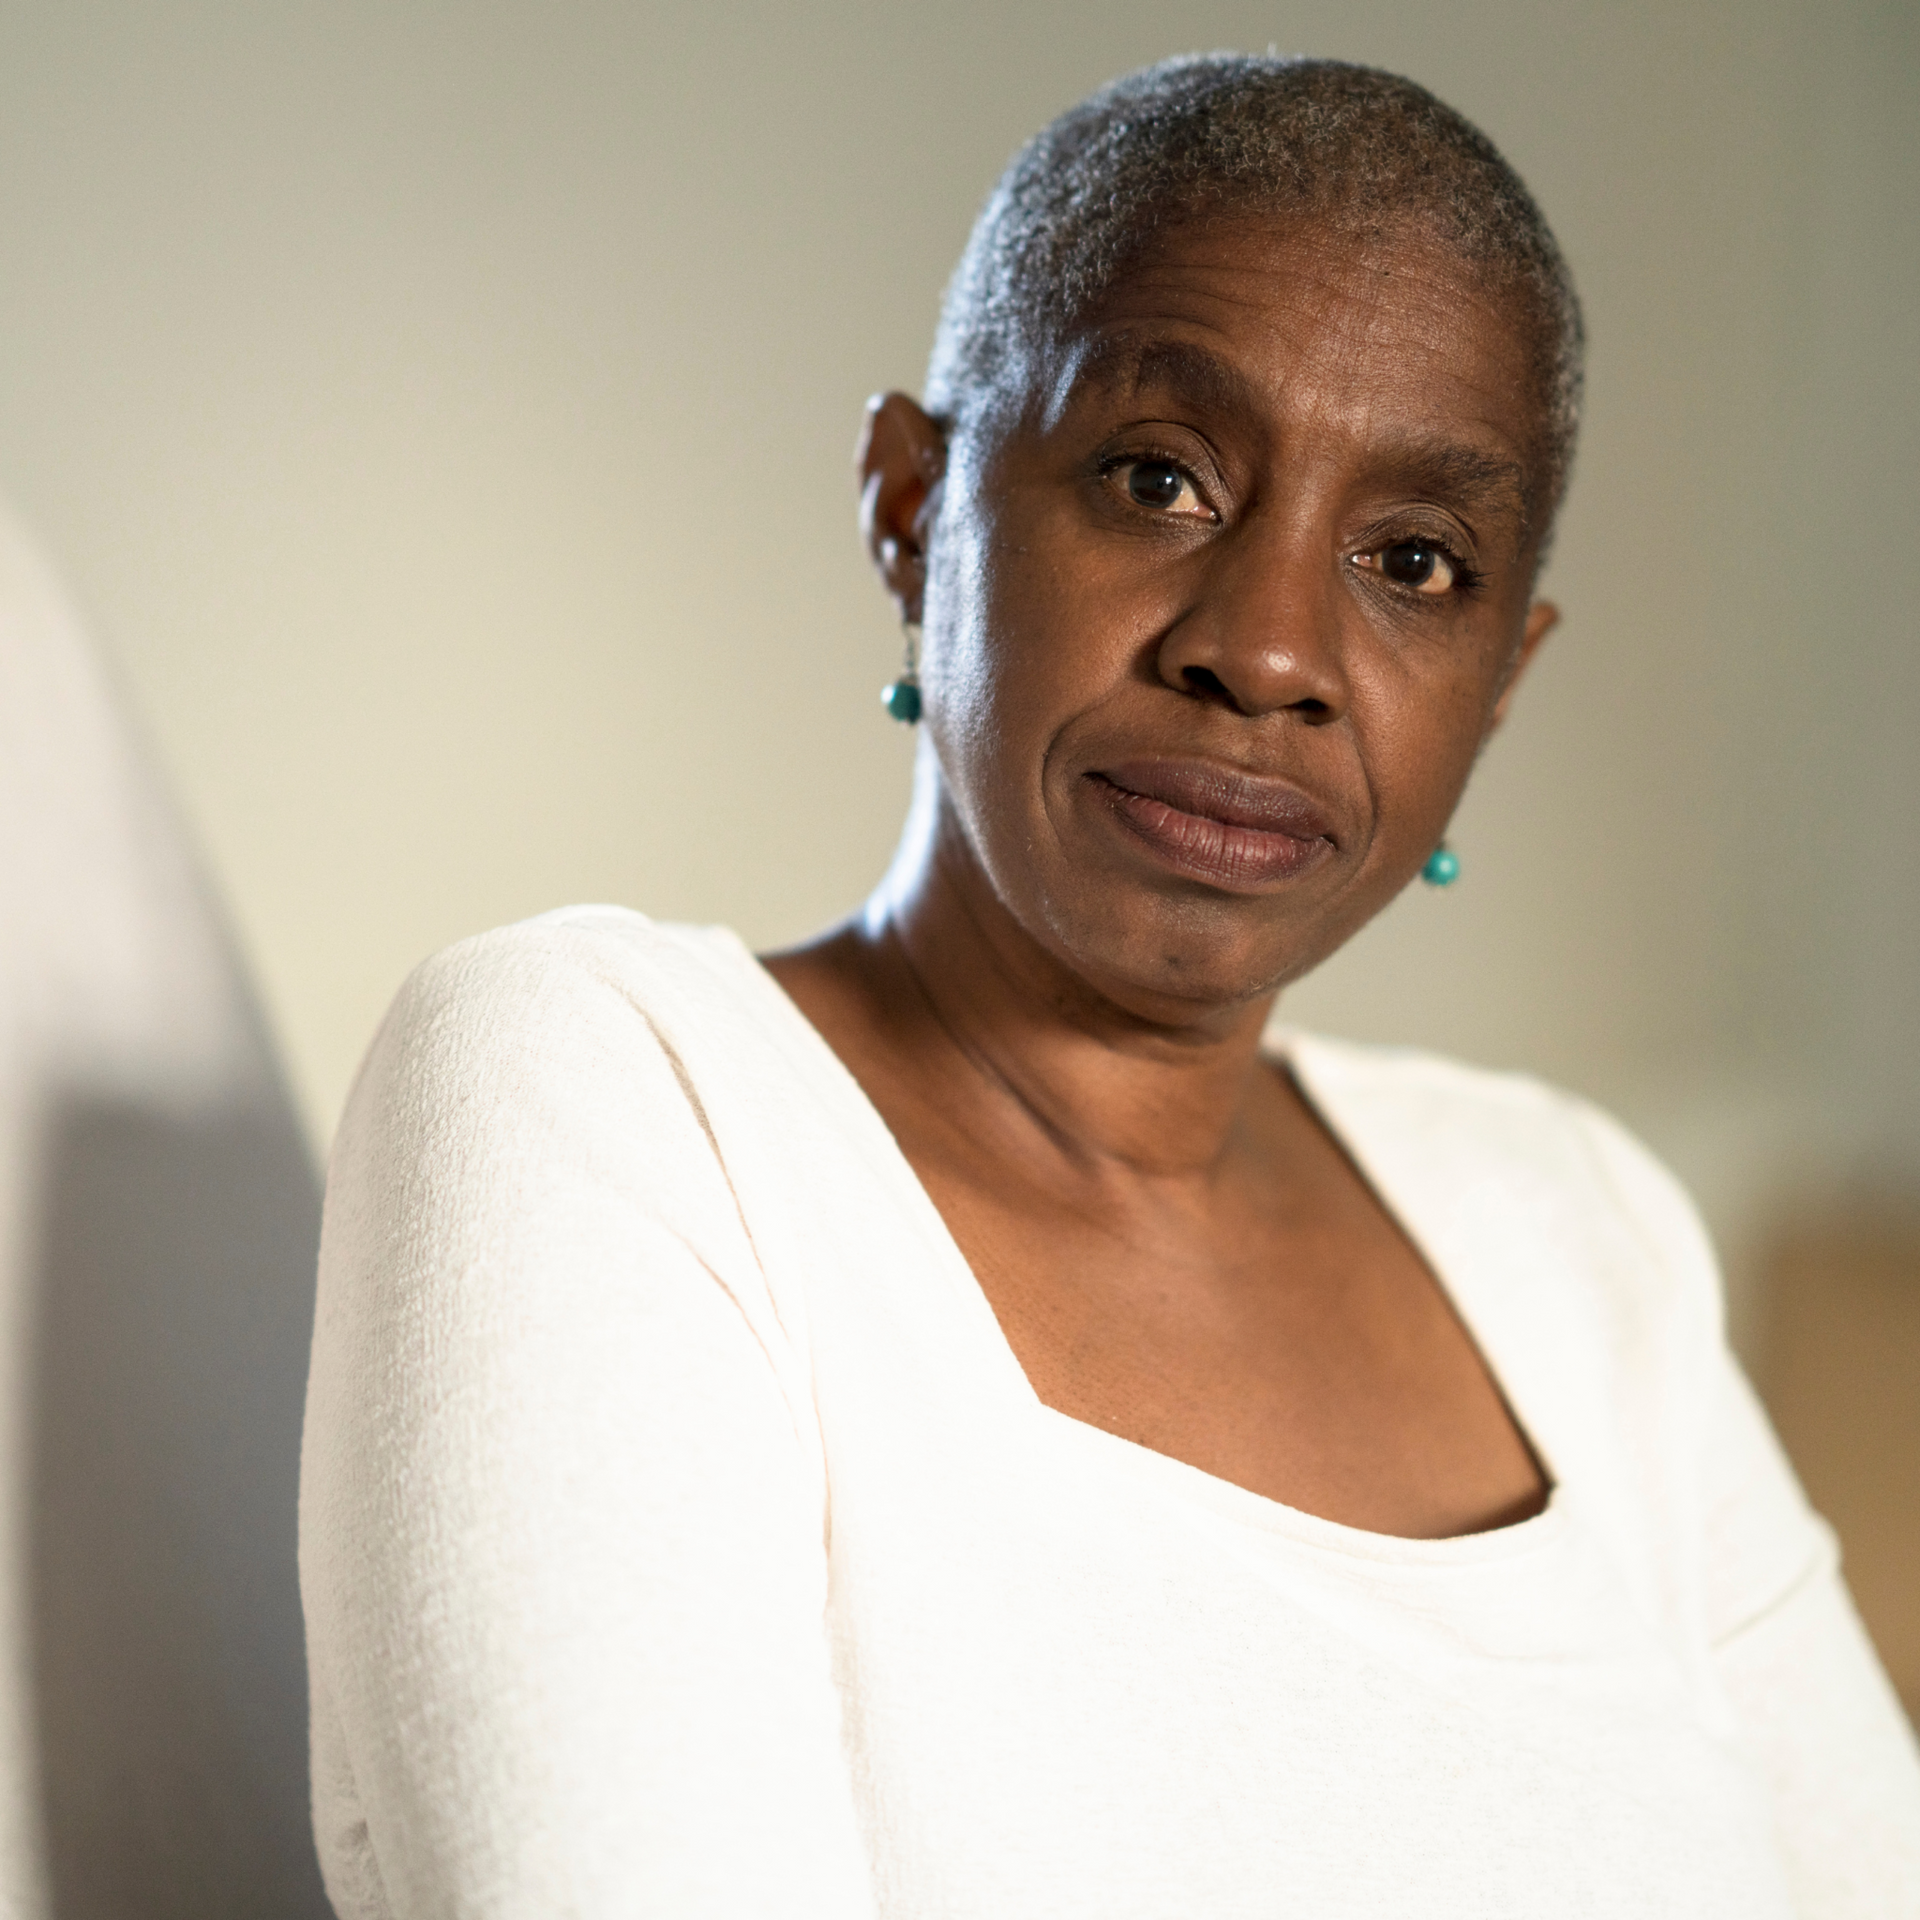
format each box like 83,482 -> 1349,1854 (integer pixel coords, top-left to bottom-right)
859,758 -> 1279,1183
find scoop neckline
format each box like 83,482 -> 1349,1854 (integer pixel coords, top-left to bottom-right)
688,919 -> 1565,1560
1037,1403 -> 1567,1563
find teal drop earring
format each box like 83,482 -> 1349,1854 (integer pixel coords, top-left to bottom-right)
1422,842 -> 1460,887
881,622 -> 922,724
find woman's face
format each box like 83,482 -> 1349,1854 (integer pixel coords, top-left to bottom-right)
870,213 -> 1559,1022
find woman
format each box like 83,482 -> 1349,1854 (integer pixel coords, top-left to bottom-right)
300,54 -> 1920,1918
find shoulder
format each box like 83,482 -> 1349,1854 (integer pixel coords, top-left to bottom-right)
1285,1030 -> 1723,1332
1286,1030 -> 1704,1214
343,907 -> 765,1134
367,905 -> 758,1075
325,907 -> 772,1262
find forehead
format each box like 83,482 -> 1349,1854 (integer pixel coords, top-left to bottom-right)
1033,213 -> 1549,513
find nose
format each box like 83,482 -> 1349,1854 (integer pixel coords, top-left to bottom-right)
1155,515 -> 1351,723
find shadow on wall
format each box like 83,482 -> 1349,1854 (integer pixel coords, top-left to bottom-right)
29,1093 -> 330,1920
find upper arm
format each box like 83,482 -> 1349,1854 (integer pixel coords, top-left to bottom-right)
1699,1352 -> 1920,1915
1572,1098 -> 1920,1912
299,929 -> 878,1918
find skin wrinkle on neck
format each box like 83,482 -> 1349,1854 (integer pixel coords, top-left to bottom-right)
893,865 -> 1272,1185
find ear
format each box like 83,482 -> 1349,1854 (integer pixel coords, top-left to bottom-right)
857,392 -> 948,624
1487,599 -> 1559,733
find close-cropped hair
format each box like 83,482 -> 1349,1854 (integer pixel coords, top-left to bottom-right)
927,52 -> 1585,526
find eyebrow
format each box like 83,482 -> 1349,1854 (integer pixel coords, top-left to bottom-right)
1077,334 -> 1266,420
1367,436 -> 1530,521
1072,332 -> 1534,525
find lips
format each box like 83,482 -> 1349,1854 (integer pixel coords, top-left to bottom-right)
1087,758 -> 1336,889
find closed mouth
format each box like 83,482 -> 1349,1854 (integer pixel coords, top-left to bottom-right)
1087,759 -> 1336,889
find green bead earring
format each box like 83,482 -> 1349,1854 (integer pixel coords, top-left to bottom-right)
881,622 -> 922,724
1422,842 -> 1460,887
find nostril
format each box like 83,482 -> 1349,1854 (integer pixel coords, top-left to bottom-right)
1177,668 -> 1337,720
1181,666 -> 1235,704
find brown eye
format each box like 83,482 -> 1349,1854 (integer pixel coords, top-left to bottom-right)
1127,460 -> 1187,509
1352,538 -> 1459,596
1379,540 -> 1454,593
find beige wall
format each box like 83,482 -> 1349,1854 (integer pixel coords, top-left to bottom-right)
0,0 -> 1913,1255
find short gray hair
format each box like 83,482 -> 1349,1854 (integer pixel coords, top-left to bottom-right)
927,53 -> 1584,521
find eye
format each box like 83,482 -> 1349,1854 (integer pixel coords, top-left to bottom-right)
1351,538 -> 1459,596
1110,457 -> 1214,520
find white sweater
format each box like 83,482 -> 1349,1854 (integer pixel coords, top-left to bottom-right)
300,907 -> 1920,1918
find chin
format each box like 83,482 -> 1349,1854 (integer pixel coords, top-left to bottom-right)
1035,882 -> 1328,1023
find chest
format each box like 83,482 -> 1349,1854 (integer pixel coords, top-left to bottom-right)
915,1137 -> 1550,1539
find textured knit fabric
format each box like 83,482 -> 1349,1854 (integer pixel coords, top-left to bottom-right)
300,906 -> 1920,1919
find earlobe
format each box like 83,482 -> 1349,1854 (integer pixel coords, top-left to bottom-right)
857,391 -> 947,624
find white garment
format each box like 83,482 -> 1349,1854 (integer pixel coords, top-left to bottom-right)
300,907 -> 1920,1919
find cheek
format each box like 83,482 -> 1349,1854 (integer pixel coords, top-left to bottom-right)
915,496 -> 1046,870
1346,630 -> 1508,849
927,491 -> 1126,773
916,497 -> 1002,749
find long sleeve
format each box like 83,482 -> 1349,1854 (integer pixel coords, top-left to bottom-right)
1576,1099 -> 1920,1913
298,925 -> 879,1918
1701,1356 -> 1920,1915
